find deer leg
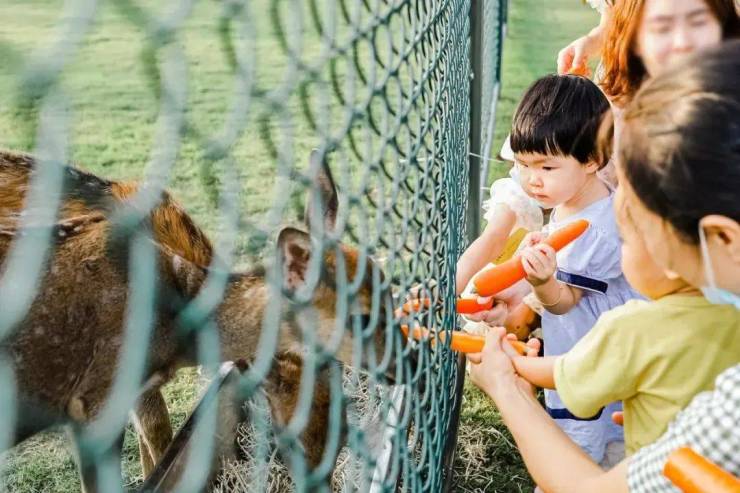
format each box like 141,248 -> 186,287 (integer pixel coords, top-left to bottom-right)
299,367 -> 347,470
266,357 -> 347,473
68,424 -> 124,493
132,388 -> 173,478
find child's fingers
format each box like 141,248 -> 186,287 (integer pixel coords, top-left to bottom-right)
501,338 -> 522,358
525,338 -> 541,357
524,231 -> 545,246
521,252 -> 538,278
476,294 -> 494,305
534,243 -> 557,260
529,247 -> 557,276
522,249 -> 546,274
467,352 -> 483,364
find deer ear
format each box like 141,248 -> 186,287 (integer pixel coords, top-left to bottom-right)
304,149 -> 338,233
169,252 -> 206,297
277,227 -> 312,291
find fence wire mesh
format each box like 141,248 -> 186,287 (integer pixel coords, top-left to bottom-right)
0,0 -> 505,491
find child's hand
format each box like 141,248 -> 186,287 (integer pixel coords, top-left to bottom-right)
467,327 -> 540,398
520,232 -> 557,286
464,297 -> 508,326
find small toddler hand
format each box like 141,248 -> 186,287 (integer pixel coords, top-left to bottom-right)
464,298 -> 508,326
521,242 -> 557,286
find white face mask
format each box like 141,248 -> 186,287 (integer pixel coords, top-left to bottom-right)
699,226 -> 740,309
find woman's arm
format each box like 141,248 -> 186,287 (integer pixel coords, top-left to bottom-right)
467,328 -> 630,493
556,3 -> 613,74
456,204 -> 517,295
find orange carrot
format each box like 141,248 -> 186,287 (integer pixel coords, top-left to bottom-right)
473,219 -> 590,296
456,297 -> 495,314
664,447 -> 740,493
401,325 -> 527,355
394,298 -> 432,318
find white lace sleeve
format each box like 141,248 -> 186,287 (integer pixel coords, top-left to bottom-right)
482,177 -> 543,232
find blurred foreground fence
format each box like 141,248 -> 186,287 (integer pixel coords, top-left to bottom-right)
0,0 -> 506,491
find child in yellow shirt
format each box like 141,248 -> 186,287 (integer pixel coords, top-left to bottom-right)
509,187 -> 740,455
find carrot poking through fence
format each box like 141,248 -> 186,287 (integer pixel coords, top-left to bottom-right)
663,447 -> 740,493
401,325 -> 527,355
473,219 -> 590,296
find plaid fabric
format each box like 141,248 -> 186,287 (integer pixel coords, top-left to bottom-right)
627,364 -> 740,492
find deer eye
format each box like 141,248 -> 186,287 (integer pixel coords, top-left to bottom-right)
350,313 -> 372,330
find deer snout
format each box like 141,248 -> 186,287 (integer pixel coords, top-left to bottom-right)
377,329 -> 421,386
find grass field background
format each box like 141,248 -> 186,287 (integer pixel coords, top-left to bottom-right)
0,0 -> 596,491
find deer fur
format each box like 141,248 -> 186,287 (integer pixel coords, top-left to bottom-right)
0,148 -> 401,490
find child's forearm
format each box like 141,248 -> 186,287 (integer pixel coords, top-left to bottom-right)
511,355 -> 556,389
533,278 -> 582,315
456,207 -> 516,295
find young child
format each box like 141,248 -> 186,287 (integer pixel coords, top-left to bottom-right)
455,135 -> 544,337
507,163 -> 740,457
510,74 -> 642,468
456,136 -> 543,298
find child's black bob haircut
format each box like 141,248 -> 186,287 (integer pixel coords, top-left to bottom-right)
510,74 -> 611,168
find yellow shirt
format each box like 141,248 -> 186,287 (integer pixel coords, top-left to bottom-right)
554,294 -> 740,456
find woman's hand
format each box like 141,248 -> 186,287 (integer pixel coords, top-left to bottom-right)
467,327 -> 540,398
557,25 -> 605,75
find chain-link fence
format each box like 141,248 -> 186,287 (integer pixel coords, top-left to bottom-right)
0,0 -> 506,491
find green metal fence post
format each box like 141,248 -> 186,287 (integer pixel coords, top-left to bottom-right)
441,0 -> 484,489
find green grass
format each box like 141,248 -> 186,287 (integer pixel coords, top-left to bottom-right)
453,1 -> 598,491
487,0 -> 599,182
0,0 -> 596,491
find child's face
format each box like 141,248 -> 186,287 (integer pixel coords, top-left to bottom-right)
614,180 -> 692,299
513,152 -> 599,209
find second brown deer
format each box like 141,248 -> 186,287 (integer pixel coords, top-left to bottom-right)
0,148 -> 411,490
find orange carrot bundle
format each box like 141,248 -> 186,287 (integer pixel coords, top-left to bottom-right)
473,219 -> 590,296
401,325 -> 527,355
456,297 -> 495,314
664,447 -> 740,493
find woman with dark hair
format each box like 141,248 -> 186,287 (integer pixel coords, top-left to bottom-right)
469,40 -> 740,493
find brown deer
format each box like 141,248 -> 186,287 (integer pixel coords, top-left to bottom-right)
0,149 -> 408,490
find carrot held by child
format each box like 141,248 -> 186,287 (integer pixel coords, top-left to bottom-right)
473,219 -> 590,296
663,447 -> 740,493
400,324 -> 527,355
